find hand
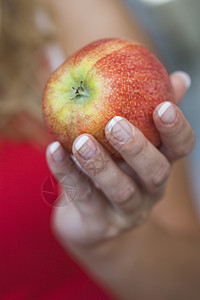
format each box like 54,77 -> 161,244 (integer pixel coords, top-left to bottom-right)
45,72 -> 198,300
46,71 -> 194,248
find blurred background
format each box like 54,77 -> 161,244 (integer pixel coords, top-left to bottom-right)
122,0 -> 200,215
1,1 -> 200,298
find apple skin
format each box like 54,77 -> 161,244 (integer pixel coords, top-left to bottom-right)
43,38 -> 174,159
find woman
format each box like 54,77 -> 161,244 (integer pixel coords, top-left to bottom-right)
1,0 -> 200,299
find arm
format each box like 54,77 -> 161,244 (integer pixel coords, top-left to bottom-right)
66,217 -> 200,300
48,0 -> 153,56
44,1 -> 200,299
46,74 -> 199,300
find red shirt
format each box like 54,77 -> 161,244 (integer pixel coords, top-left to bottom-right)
0,137 -> 113,299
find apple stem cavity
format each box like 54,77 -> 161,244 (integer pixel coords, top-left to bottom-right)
70,80 -> 88,100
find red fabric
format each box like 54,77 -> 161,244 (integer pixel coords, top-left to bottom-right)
0,138 -> 113,300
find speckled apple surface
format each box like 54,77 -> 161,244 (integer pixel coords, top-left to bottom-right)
43,38 -> 174,159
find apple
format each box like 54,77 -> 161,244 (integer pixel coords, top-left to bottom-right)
43,38 -> 174,159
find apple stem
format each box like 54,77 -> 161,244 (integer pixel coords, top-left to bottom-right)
70,81 -> 88,100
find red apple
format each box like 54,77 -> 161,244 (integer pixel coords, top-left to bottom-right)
43,38 -> 174,159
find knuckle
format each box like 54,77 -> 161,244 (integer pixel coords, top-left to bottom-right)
162,118 -> 195,160
173,116 -> 194,142
173,129 -> 195,158
170,121 -> 184,139
183,131 -> 195,155
82,151 -> 109,176
165,114 -> 186,140
77,182 -> 94,202
128,133 -> 148,157
134,209 -> 149,227
114,183 -> 135,205
151,160 -> 170,189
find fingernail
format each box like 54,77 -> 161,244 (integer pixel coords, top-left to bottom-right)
173,71 -> 191,89
49,141 -> 66,164
158,102 -> 176,124
107,116 -> 133,142
75,135 -> 98,159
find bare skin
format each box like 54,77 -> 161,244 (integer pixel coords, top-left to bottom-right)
43,0 -> 200,299
46,74 -> 200,300
47,0 -> 154,56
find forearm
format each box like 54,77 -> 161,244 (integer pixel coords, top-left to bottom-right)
48,0 -> 153,56
152,159 -> 200,235
67,222 -> 200,300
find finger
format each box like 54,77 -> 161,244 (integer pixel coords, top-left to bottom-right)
170,71 -> 191,104
105,116 -> 170,195
153,102 -> 195,161
46,141 -> 106,215
47,142 -> 126,245
72,134 -> 143,216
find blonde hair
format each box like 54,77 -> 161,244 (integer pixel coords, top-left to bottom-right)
0,0 -> 56,142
